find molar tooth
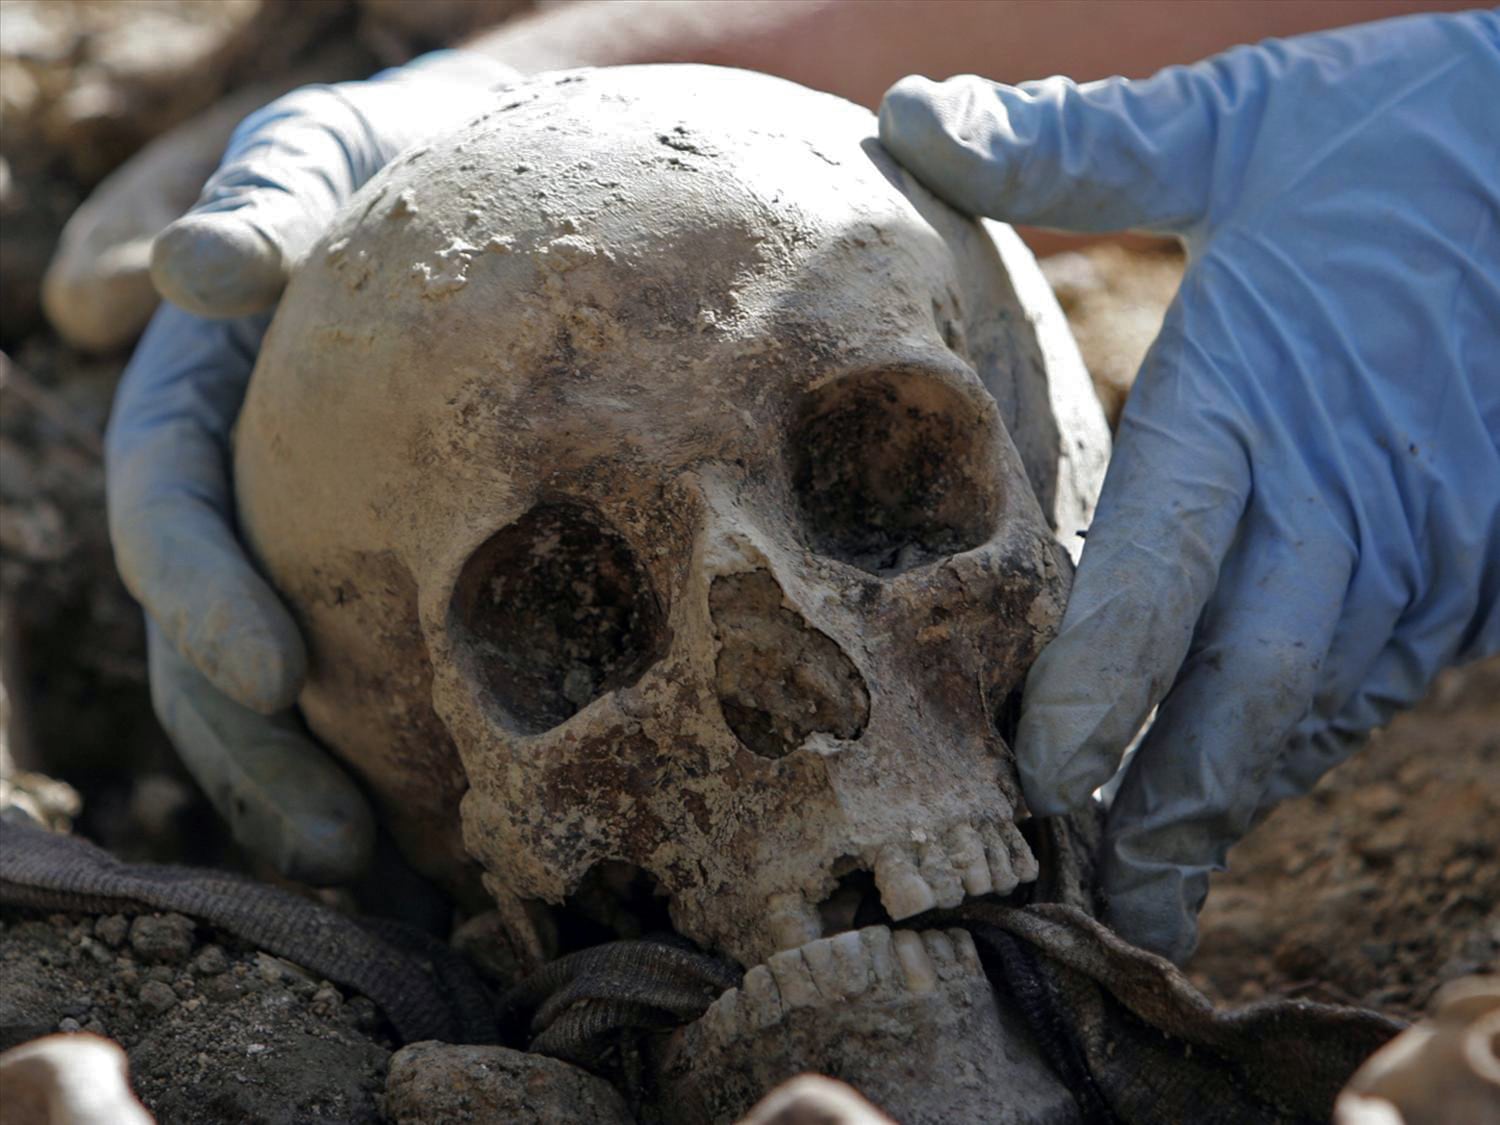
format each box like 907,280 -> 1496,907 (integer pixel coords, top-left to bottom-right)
946,823 -> 993,897
892,929 -> 938,993
999,820 -> 1040,883
981,823 -> 1019,894
921,930 -> 959,981
828,930 -> 871,998
859,925 -> 900,989
767,948 -> 820,1009
740,964 -> 784,1030
950,928 -> 984,976
918,841 -> 966,909
766,891 -> 821,951
874,844 -> 937,919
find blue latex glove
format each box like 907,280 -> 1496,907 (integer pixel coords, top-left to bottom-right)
880,11 -> 1500,962
107,52 -> 516,883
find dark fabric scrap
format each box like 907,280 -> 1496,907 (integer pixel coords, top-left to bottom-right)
0,816 -> 496,1046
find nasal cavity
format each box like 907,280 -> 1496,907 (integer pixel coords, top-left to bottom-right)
710,571 -> 869,759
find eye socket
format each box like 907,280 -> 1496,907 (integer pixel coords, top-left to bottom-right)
448,503 -> 664,734
791,373 -> 999,576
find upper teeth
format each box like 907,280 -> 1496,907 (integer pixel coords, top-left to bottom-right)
871,818 -> 1036,924
763,818 -> 1039,957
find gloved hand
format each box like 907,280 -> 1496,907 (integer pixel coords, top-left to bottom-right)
107,51 -> 517,883
880,11 -> 1500,962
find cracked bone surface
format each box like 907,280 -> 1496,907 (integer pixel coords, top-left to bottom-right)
235,64 -> 1107,1114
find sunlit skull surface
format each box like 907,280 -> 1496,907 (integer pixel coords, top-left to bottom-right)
234,65 -> 1107,970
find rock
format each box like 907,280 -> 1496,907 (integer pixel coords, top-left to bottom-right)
91,918 -> 126,954
136,980 -> 176,1016
384,1042 -> 633,1124
189,945 -> 227,977
127,915 -> 194,965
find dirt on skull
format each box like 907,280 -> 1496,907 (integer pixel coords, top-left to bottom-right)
709,570 -> 869,759
0,912 -> 390,1123
449,502 -> 665,735
792,373 -> 997,577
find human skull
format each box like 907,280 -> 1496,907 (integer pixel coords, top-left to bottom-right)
234,65 -> 1107,969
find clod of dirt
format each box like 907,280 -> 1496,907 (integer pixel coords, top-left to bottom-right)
383,1042 -> 632,1124
0,910 -> 391,1122
127,913 -> 194,964
1191,657 -> 1500,1019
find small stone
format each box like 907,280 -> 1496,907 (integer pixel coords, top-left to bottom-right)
191,944 -> 228,976
1357,825 -> 1406,864
311,984 -> 341,1020
95,914 -> 129,948
79,936 -> 113,965
146,965 -> 175,984
260,989 -> 297,1015
129,913 -> 195,963
1357,783 -> 1403,820
385,1043 -> 633,1124
139,978 -> 178,1015
1442,856 -> 1478,883
57,1017 -> 82,1033
83,1018 -> 107,1036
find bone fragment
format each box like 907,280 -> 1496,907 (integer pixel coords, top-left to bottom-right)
1335,975 -> 1500,1125
0,1034 -> 154,1125
737,1075 -> 895,1125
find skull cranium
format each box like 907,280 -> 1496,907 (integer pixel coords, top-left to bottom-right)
234,65 -> 1107,972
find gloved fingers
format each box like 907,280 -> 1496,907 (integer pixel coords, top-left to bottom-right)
152,54 -> 515,318
107,306 -> 305,713
1257,724 -> 1367,814
1261,624 -> 1449,811
151,83 -> 392,318
1095,517 -> 1354,963
1014,312 -> 1251,817
148,624 -> 375,886
879,58 -> 1238,235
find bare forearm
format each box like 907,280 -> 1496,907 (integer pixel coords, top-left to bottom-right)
468,0 -> 1471,107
